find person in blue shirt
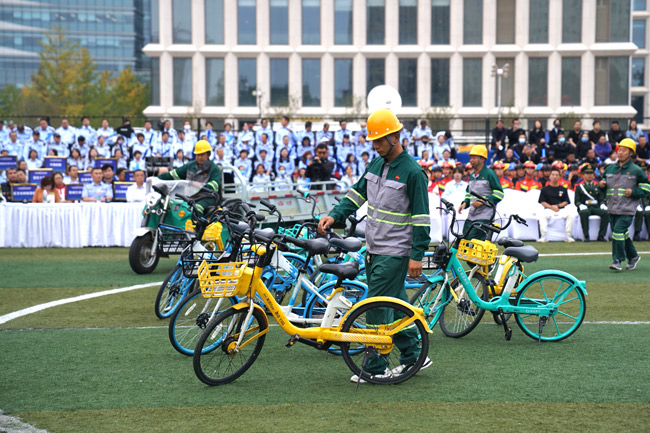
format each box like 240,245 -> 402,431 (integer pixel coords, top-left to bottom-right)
317,122 -> 333,144
275,116 -> 297,147
255,118 -> 274,146
76,116 -> 96,146
56,119 -> 77,147
334,120 -> 351,147
82,167 -> 113,202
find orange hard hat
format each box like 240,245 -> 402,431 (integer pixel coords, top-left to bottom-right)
367,109 -> 403,141
469,145 -> 488,159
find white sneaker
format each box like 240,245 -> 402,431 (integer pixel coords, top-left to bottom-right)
350,368 -> 393,383
391,356 -> 433,375
565,237 -> 575,243
538,236 -> 547,243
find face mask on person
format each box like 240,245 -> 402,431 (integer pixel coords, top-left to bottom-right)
184,125 -> 191,130
518,138 -> 526,145
581,137 -> 588,143
278,169 -> 285,176
239,169 -> 246,175
559,137 -> 566,144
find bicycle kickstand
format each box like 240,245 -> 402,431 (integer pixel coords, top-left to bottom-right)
537,316 -> 548,346
356,346 -> 376,391
498,308 -> 512,341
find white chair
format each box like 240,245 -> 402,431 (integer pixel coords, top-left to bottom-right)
510,189 -> 542,240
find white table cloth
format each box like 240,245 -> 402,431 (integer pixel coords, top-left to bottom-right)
0,202 -> 145,247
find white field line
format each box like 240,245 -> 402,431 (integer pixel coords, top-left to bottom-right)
0,411 -> 48,433
0,281 -> 162,326
538,251 -> 650,257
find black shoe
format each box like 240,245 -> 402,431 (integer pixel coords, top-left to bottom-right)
597,236 -> 606,242
633,234 -> 641,242
626,256 -> 640,270
609,260 -> 622,271
583,235 -> 590,242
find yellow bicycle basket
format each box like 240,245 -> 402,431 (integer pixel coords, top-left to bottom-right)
456,239 -> 498,266
197,261 -> 251,298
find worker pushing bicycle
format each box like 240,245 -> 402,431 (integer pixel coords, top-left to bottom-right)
319,108 -> 432,382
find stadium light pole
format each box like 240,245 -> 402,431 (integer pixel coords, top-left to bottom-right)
491,63 -> 510,121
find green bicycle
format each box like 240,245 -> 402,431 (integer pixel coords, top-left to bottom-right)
411,193 -> 587,343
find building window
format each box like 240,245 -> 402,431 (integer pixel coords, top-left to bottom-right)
238,0 -> 256,45
431,58 -> 449,106
431,1 -> 450,44
270,58 -> 289,106
633,20 -> 646,48
632,57 -> 645,87
366,58 -> 385,92
302,0 -> 320,45
205,58 -> 224,106
302,58 -> 320,106
631,96 -> 644,123
529,0 -> 549,43
399,0 -> 418,44
528,58 -> 548,106
367,0 -> 385,45
396,58 -> 416,107
561,57 -> 581,106
173,58 -> 192,106
496,0 -> 515,44
596,0 -> 630,43
270,0 -> 288,45
633,0 -> 647,11
464,0 -> 483,44
151,58 -> 160,105
463,58 -> 482,106
334,0 -> 353,45
595,57 -> 629,106
205,0 -> 224,44
172,0 -> 191,44
562,0 -> 582,43
494,58 -> 514,107
238,58 -> 257,107
151,0 -> 159,43
334,59 -> 353,107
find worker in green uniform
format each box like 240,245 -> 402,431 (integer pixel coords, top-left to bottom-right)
599,139 -> 650,271
458,145 -> 504,241
318,108 -> 432,382
633,164 -> 650,241
158,140 -> 221,215
575,164 -> 609,242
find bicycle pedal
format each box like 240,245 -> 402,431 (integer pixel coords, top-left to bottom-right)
505,327 -> 512,341
286,334 -> 299,348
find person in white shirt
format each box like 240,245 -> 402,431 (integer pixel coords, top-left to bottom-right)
63,165 -> 80,184
141,120 -> 159,148
212,147 -> 231,166
25,149 -> 42,171
255,133 -> 274,160
234,150 -> 253,180
0,120 -> 9,143
174,130 -> 195,159
15,124 -> 33,144
274,116 -> 297,147
76,116 -> 96,146
113,148 -> 128,170
336,134 -> 355,165
55,118 -> 77,147
250,164 -> 271,193
317,122 -> 333,145
412,120 -> 433,151
442,166 -> 468,207
129,150 -> 147,171
153,132 -> 174,157
67,148 -> 86,170
70,135 -> 90,157
355,134 -> 373,160
24,130 -> 47,160
340,165 -> 358,191
47,133 -> 69,158
94,135 -> 111,158
126,169 -> 147,202
433,131 -> 451,161
334,120 -> 351,147
295,121 -> 315,149
274,166 -> 293,191
2,131 -> 22,160
275,134 -> 296,162
35,119 -> 56,145
96,119 -> 115,145
256,149 -> 274,175
255,118 -> 274,146
200,121 -> 217,148
161,119 -> 177,141
172,149 -> 187,168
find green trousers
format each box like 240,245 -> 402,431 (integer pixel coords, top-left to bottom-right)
363,254 -> 420,374
610,214 -> 637,262
462,219 -> 491,242
579,206 -> 609,239
634,210 -> 650,236
193,198 -> 216,216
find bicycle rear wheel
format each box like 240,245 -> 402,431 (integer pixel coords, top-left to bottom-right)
514,274 -> 586,342
340,300 -> 429,385
193,306 -> 268,386
155,264 -> 187,319
168,290 -> 237,356
438,272 -> 488,338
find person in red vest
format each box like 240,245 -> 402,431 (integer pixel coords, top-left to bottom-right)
552,160 -> 571,188
436,161 -> 453,194
493,161 -> 513,189
515,160 -> 542,191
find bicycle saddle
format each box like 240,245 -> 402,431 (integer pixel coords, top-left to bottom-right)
497,237 -> 524,248
329,237 -> 362,252
231,221 -> 250,235
290,237 -> 330,256
318,261 -> 360,280
253,228 -> 275,241
503,245 -> 539,263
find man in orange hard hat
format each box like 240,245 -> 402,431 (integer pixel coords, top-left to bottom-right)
319,108 -> 431,382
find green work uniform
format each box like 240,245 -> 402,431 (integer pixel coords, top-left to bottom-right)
574,180 -> 609,239
634,195 -> 650,239
158,160 -> 221,215
600,160 -> 650,262
329,148 -> 430,374
462,165 -> 504,241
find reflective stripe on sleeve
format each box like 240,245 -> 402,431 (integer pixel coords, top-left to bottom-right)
170,169 -> 180,180
411,214 -> 430,226
639,183 -> 650,193
343,188 -> 366,208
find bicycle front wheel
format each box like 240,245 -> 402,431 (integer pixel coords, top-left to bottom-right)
340,301 -> 429,385
514,274 -> 586,342
438,272 -> 488,338
168,290 -> 237,356
193,306 -> 268,386
155,264 -> 187,319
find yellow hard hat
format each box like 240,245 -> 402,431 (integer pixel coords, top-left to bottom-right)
469,145 -> 488,159
617,138 -> 636,154
194,140 -> 212,155
367,109 -> 403,141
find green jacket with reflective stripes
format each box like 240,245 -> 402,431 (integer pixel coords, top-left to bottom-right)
329,149 -> 431,261
463,165 -> 504,220
600,160 -> 650,216
158,160 -> 221,195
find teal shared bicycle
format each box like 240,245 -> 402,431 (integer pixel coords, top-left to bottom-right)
411,192 -> 587,343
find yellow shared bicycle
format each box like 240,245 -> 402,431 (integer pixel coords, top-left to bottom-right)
192,209 -> 432,386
